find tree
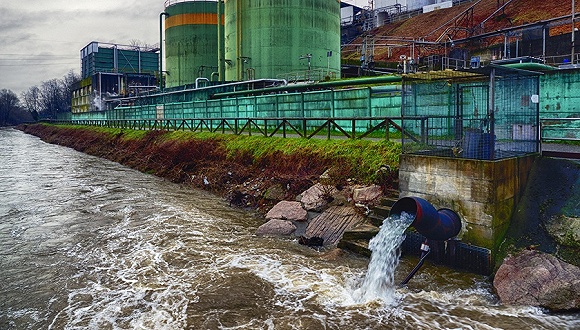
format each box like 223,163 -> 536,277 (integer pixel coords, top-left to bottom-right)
22,85 -> 42,121
39,79 -> 62,119
0,89 -> 20,126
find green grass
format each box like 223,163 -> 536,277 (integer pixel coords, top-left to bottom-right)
46,124 -> 402,183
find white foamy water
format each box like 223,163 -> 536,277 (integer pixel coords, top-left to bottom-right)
354,212 -> 414,305
2,128 -> 579,330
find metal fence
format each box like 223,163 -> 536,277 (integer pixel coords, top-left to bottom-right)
401,68 -> 541,160
55,116 -> 426,141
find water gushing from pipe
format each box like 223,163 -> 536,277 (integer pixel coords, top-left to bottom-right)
354,212 -> 414,305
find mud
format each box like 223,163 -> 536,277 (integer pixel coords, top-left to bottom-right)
17,124 -> 398,214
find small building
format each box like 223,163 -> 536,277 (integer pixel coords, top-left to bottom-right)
71,42 -> 159,113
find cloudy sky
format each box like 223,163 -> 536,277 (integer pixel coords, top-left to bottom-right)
0,0 -> 368,97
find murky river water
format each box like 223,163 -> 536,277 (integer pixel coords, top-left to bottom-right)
1,128 -> 578,329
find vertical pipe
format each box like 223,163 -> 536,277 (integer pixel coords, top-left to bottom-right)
504,34 -> 508,59
489,68 -> 496,159
542,25 -> 547,61
113,44 -> 118,73
217,0 -> 225,81
573,0 -> 576,63
236,0 -> 242,81
159,12 -> 170,90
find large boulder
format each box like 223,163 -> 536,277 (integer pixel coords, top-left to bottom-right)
493,250 -> 580,311
296,183 -> 336,211
256,219 -> 296,236
265,200 -> 308,222
352,185 -> 383,204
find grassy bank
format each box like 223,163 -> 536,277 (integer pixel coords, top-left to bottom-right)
18,123 -> 401,212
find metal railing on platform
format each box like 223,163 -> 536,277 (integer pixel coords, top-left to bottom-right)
540,118 -> 580,142
50,117 -> 430,141
540,118 -> 580,159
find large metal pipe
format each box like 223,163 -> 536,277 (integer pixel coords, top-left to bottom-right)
159,11 -> 170,90
389,197 -> 462,241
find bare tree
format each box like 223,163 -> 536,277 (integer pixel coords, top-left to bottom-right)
22,85 -> 42,120
39,79 -> 63,119
33,71 -> 80,119
0,89 -> 21,126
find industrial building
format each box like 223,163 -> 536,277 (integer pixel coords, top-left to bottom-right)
71,42 -> 159,113
64,0 -> 580,267
161,0 -> 341,87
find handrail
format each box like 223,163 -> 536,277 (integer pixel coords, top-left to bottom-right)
48,116 -> 428,141
540,117 -> 580,142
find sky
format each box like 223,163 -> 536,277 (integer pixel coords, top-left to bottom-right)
0,0 -> 368,97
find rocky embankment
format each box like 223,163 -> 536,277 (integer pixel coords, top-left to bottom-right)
17,124 -> 397,215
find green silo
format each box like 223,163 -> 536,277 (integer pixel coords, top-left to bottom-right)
224,0 -> 341,82
164,0 -> 224,88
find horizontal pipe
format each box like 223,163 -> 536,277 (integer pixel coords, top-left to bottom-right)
389,197 -> 462,241
212,75 -> 403,98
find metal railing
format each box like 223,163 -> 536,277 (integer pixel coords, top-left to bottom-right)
52,116 -> 430,141
540,118 -> 580,142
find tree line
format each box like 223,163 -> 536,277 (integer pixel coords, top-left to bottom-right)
0,70 -> 80,126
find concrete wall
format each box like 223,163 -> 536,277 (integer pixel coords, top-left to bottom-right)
398,154 -> 537,254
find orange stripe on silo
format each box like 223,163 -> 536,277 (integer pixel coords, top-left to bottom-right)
165,13 -> 221,29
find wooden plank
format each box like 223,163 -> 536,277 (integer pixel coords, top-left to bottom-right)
304,206 -> 366,246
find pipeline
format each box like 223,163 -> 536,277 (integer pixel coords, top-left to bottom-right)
389,197 -> 461,241
389,197 -> 462,285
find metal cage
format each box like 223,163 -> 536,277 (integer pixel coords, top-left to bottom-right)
401,66 -> 541,160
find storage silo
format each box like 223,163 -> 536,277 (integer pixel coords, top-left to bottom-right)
164,0 -> 224,88
224,0 -> 341,82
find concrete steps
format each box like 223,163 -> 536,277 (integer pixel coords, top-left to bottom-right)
337,192 -> 493,275
338,194 -> 398,256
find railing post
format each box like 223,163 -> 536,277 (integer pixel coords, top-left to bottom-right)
327,120 -> 331,140
421,118 -> 426,144
351,119 -> 356,139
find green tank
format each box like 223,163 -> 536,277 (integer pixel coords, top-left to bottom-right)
224,0 -> 341,82
164,1 -> 224,87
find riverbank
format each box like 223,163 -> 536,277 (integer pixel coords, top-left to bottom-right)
17,123 -> 400,213
16,123 -> 580,312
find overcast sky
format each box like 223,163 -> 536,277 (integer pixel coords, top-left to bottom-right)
0,0 -> 368,97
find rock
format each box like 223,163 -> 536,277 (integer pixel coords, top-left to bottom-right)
296,183 -> 337,212
318,248 -> 345,261
265,200 -> 308,222
298,236 -> 324,247
493,250 -> 580,311
352,185 -> 383,204
545,214 -> 580,248
263,183 -> 286,201
256,219 -> 297,236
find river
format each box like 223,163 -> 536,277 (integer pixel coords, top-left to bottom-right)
0,128 -> 577,329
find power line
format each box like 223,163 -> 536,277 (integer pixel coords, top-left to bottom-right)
0,53 -> 76,57
0,63 -> 78,67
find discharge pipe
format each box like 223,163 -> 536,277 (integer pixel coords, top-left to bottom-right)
389,197 -> 461,241
389,197 -> 462,285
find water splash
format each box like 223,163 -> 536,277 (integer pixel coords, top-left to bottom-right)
354,212 -> 414,305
